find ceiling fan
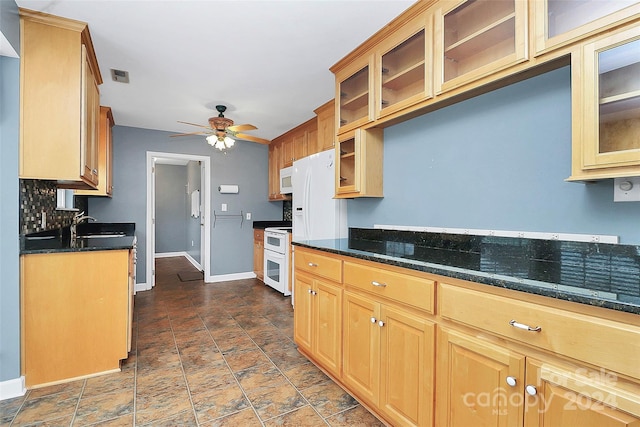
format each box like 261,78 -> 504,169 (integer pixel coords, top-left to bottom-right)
171,105 -> 270,150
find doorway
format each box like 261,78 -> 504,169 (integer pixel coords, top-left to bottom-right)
146,151 -> 211,289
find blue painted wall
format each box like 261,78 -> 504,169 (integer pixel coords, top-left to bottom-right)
0,0 -> 20,384
348,67 -> 640,244
89,126 -> 282,284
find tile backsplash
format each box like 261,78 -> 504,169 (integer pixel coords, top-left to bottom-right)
20,179 -> 88,234
283,200 -> 292,221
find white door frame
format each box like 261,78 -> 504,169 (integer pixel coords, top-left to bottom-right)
146,151 -> 211,289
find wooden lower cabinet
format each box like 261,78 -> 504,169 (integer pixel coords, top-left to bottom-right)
343,290 -> 435,427
21,249 -> 132,388
436,327 -> 526,427
524,358 -> 640,427
253,229 -> 264,280
293,271 -> 342,378
436,327 -> 640,427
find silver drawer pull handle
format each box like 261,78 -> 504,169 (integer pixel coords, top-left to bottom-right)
308,262 -> 318,267
509,319 -> 541,332
371,281 -> 387,287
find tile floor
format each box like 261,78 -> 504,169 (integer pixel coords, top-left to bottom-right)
1,256 -> 385,426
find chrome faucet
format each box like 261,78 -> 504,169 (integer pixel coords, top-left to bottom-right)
70,211 -> 97,240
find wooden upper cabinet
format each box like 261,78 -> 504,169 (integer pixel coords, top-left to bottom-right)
76,106 -> 114,197
281,136 -> 294,168
19,9 -> 102,189
532,0 -> 640,56
335,128 -> 384,198
336,55 -> 374,135
569,24 -> 640,180
434,0 -> 528,94
315,100 -> 336,153
376,12 -> 433,119
268,139 -> 289,201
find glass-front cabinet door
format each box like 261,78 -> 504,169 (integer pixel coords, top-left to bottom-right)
533,0 -> 640,55
576,25 -> 640,176
336,56 -> 374,135
434,0 -> 527,94
376,12 -> 432,118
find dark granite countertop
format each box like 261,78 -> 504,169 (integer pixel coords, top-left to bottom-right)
292,228 -> 640,315
253,220 -> 292,230
20,223 -> 136,254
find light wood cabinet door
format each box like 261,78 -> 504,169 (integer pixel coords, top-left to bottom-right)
282,137 -> 294,168
532,0 -> 640,56
293,272 -> 314,354
253,229 -> 264,280
336,55 -> 374,135
313,279 -> 343,377
76,106 -> 114,197
376,11 -> 432,119
335,128 -> 384,198
343,291 -> 381,406
379,305 -> 435,427
268,139 -> 289,201
433,0 -> 528,94
569,24 -> 640,180
524,358 -> 640,427
81,46 -> 100,187
293,271 -> 342,377
315,100 -> 335,153
436,327 -> 526,427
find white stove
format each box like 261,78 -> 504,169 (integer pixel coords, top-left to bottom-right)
263,227 -> 292,296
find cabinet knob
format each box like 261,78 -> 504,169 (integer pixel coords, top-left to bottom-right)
506,376 -> 517,387
525,385 -> 537,396
371,281 -> 387,288
378,320 -> 385,327
92,169 -> 98,175
308,289 -> 313,294
370,317 -> 377,324
509,319 -> 541,332
312,291 -> 317,296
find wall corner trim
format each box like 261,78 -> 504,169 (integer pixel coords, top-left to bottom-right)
206,271 -> 256,283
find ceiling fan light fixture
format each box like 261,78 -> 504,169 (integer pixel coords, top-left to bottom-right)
224,136 -> 235,147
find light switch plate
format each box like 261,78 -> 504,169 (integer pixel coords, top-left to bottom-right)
221,203 -> 227,211
614,177 -> 640,202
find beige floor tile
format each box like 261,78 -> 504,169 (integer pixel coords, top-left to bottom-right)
11,391 -> 79,426
301,380 -> 358,418
135,387 -> 192,425
325,405 -> 386,427
79,413 -> 134,426
246,381 -> 307,421
191,384 -> 250,424
137,409 -> 197,426
281,361 -> 330,391
263,405 -> 327,427
82,370 -> 134,398
224,347 -> 273,372
199,408 -> 262,427
73,388 -> 134,425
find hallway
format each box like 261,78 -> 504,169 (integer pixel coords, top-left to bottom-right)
1,256 -> 384,426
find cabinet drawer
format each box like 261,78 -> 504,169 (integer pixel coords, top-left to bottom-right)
344,261 -> 435,313
439,283 -> 640,380
294,249 -> 342,283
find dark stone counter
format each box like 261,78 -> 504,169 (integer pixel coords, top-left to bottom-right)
292,228 -> 640,315
20,223 -> 136,254
252,220 -> 292,230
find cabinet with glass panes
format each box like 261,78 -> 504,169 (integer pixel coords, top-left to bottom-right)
335,56 -> 374,135
569,24 -> 640,180
335,128 -> 383,198
434,0 -> 527,94
376,12 -> 432,118
533,0 -> 640,56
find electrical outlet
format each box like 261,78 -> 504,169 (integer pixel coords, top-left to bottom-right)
221,203 -> 227,212
614,177 -> 640,202
191,240 -> 194,247
246,212 -> 252,220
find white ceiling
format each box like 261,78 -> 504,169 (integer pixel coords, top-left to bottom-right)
14,0 -> 415,142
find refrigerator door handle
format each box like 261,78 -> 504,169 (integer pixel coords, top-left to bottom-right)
304,168 -> 311,239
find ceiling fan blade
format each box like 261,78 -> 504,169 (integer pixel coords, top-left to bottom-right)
170,130 -> 209,137
177,120 -> 212,130
228,123 -> 257,132
235,133 -> 270,144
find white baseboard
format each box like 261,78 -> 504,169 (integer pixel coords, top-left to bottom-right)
206,271 -> 256,283
135,282 -> 150,293
184,253 -> 202,271
0,376 -> 25,401
154,251 -> 186,258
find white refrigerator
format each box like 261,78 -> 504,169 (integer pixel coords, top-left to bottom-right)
292,149 -> 347,242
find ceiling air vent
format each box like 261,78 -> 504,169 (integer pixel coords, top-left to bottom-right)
110,69 -> 130,83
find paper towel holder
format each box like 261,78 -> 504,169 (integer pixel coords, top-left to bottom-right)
218,184 -> 239,194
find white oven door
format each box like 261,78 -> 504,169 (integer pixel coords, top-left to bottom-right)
264,231 -> 286,253
263,249 -> 290,296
